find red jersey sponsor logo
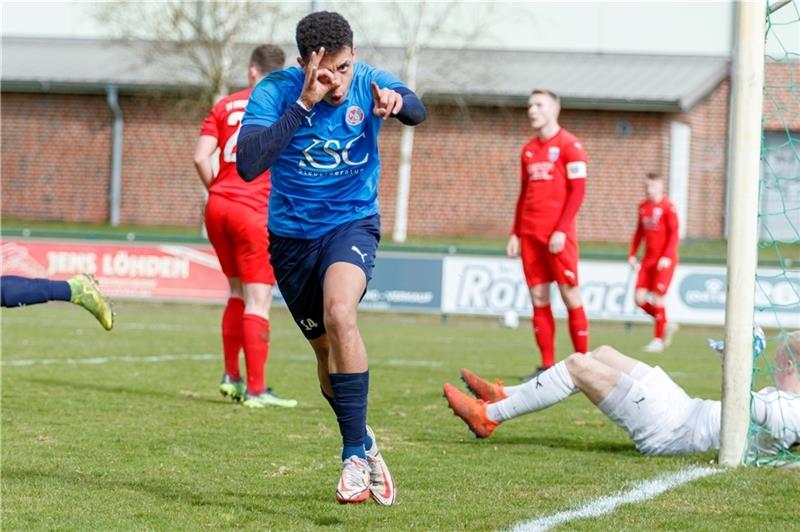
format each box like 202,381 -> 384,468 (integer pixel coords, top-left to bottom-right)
642,206 -> 664,230
527,161 -> 555,181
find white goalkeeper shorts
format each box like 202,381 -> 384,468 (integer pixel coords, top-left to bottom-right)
598,366 -> 697,455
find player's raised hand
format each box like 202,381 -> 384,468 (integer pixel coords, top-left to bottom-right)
371,82 -> 403,120
506,234 -> 520,258
548,231 -> 566,254
299,48 -> 338,108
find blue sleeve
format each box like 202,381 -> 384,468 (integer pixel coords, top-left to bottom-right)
369,66 -> 426,126
238,70 -> 308,181
236,104 -> 309,181
393,86 -> 426,126
242,70 -> 295,128
370,66 -> 405,91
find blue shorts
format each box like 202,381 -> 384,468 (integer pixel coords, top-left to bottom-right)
269,214 -> 380,340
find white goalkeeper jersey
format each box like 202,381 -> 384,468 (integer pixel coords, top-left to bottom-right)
681,387 -> 800,454
749,387 -> 800,454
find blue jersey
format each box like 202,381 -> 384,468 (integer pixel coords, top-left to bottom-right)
242,62 -> 406,239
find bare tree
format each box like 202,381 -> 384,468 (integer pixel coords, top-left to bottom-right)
95,1 -> 292,105
335,1 -> 501,242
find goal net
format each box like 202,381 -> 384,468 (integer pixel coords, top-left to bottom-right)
745,0 -> 800,467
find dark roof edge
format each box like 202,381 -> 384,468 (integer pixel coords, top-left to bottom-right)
2,83 -> 688,112
423,93 -> 685,113
678,61 -> 731,111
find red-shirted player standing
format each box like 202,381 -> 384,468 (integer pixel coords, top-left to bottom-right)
628,172 -> 680,353
508,89 -> 590,381
193,44 -> 296,408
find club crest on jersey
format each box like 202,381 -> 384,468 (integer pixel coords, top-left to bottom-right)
346,106 -> 365,126
548,146 -> 560,161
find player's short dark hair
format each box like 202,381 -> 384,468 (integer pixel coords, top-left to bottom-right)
645,172 -> 663,181
531,89 -> 560,104
295,11 -> 353,62
249,44 -> 286,75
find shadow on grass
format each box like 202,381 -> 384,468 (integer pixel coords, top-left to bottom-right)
499,434 -> 639,455
1,467 -> 348,526
427,432 -> 640,457
21,376 -> 230,406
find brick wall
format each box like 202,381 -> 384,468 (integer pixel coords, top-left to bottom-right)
682,80 -> 731,240
2,63 -> 793,241
1,93 -> 112,223
116,96 -> 207,227
378,106 -> 670,242
763,61 -> 800,130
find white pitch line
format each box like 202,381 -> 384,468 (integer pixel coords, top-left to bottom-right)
2,353 -> 219,367
510,466 -> 721,532
2,353 -> 442,368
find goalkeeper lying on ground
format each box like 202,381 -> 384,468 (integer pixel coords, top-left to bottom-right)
444,332 -> 799,456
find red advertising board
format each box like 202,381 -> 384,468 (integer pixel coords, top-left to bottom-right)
1,238 -> 229,302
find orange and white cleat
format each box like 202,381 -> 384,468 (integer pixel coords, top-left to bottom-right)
335,456 -> 371,504
443,383 -> 499,439
460,368 -> 508,403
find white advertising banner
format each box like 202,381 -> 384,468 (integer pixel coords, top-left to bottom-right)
441,256 -> 800,329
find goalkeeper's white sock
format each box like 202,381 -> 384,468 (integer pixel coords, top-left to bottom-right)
487,361 -> 577,422
502,383 -> 526,396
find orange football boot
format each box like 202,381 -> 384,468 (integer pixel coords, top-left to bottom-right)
459,368 -> 508,403
443,383 -> 499,438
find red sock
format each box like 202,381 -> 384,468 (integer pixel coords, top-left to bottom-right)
639,301 -> 658,317
221,298 -> 244,379
654,306 -> 666,339
567,306 -> 589,353
243,314 -> 270,395
532,305 -> 556,368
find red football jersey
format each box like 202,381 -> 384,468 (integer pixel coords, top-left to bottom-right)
629,197 -> 679,262
513,128 -> 588,237
200,87 -> 269,214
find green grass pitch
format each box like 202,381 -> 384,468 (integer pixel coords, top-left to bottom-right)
2,302 -> 798,530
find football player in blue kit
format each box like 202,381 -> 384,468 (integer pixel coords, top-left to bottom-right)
237,11 -> 426,505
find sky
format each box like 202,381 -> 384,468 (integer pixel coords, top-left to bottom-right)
1,1 -> 733,55
1,1 -> 797,57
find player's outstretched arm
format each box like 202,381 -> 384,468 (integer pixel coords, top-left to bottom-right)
371,82 -> 426,126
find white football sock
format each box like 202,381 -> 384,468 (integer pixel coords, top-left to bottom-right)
501,383 -> 526,396
487,361 -> 577,422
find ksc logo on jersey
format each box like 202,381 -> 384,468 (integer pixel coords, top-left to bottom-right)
299,133 -> 369,169
346,106 -> 365,126
548,147 -> 560,161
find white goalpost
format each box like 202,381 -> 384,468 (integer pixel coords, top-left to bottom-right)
719,0 -> 767,467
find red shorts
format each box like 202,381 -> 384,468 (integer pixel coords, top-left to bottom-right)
520,233 -> 580,287
205,194 -> 275,285
635,260 -> 676,296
